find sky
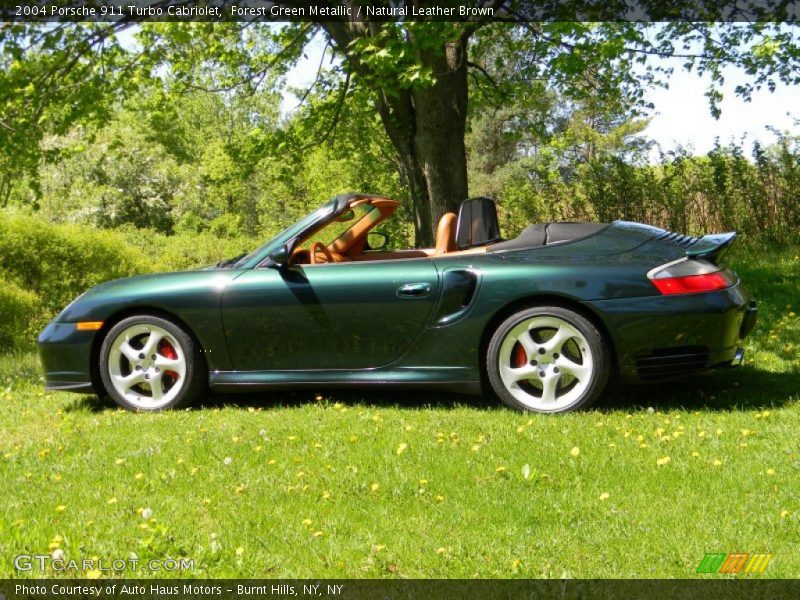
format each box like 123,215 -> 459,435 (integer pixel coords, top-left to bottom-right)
282,31 -> 800,160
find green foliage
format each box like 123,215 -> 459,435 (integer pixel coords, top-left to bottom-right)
0,214 -> 259,349
0,214 -> 145,330
0,279 -> 39,351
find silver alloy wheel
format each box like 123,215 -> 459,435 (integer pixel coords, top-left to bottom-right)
106,323 -> 187,409
498,315 -> 594,412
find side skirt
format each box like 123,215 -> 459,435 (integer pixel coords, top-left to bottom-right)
209,367 -> 482,396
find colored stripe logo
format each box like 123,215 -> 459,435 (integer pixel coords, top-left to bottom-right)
697,552 -> 772,574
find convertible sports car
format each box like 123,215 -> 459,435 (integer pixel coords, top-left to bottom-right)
39,194 -> 757,413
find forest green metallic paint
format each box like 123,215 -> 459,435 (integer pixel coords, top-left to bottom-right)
39,200 -> 755,397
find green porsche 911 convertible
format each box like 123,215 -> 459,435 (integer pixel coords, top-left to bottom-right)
39,194 -> 757,413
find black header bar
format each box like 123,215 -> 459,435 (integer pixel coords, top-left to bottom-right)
1,0 -> 798,23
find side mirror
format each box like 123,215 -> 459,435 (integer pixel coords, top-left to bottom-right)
266,243 -> 290,268
366,231 -> 388,250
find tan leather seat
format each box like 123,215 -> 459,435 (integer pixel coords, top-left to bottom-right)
435,212 -> 458,255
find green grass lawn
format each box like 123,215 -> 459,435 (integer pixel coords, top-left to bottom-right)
0,247 -> 798,579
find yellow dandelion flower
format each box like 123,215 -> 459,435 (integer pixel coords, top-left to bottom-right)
599,492 -> 610,501
570,446 -> 580,457
55,505 -> 66,513
232,436 -> 241,443
656,456 -> 671,466
302,518 -> 313,526
713,459 -> 722,466
639,443 -> 648,449
48,541 -> 60,550
254,445 -> 263,452
134,472 -> 144,480
512,558 -> 521,569
139,523 -> 149,530
107,497 -> 118,504
370,483 -> 380,492
374,544 -> 386,552
85,569 -> 102,579
436,547 -> 447,555
471,444 -> 481,452
268,459 -> 276,465
349,435 -> 358,442
288,435 -> 297,441
114,458 -> 125,465
495,466 -> 507,473
715,428 -> 723,435
766,468 -> 775,476
781,510 -> 789,518
691,451 -> 700,457
202,498 -> 211,504
608,443 -> 616,448
86,520 -> 94,526
396,442 -> 408,455
52,534 -> 63,543
698,431 -> 706,438
790,312 -> 796,317
322,491 -> 331,500
313,530 -> 323,537
235,547 -> 244,556
436,495 -> 445,503
516,425 -> 524,433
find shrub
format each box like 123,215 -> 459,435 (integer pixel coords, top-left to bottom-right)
0,214 -> 146,318
0,278 -> 40,350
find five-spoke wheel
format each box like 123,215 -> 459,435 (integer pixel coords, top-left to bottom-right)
487,306 -> 610,413
99,315 -> 206,411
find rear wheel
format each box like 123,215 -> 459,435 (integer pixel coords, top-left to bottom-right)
486,305 -> 610,413
99,315 -> 206,411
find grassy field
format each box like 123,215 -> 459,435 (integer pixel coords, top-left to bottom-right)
0,247 -> 798,579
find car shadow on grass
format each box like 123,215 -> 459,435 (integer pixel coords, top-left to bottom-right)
64,364 -> 796,414
597,365 -> 798,413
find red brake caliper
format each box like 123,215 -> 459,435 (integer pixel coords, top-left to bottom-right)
512,342 -> 527,368
159,340 -> 180,381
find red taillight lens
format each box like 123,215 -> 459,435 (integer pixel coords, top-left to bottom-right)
651,272 -> 732,295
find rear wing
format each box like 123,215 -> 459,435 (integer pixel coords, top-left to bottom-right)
686,232 -> 737,263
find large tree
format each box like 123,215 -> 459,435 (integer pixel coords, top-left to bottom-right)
2,7 -> 799,244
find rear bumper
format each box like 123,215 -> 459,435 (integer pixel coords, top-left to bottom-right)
38,321 -> 97,394
586,280 -> 756,383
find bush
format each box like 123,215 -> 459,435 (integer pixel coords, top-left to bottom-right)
0,278 -> 40,350
0,214 -> 146,319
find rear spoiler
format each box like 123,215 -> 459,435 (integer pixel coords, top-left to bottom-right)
686,232 -> 737,263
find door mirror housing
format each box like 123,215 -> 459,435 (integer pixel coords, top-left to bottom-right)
265,244 -> 290,268
366,231 -> 389,250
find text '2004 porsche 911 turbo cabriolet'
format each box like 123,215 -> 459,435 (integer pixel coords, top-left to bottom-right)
39,194 -> 757,413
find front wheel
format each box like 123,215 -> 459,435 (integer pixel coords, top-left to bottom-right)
99,315 -> 206,411
486,305 -> 610,413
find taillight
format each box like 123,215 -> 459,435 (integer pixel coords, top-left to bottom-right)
648,258 -> 736,295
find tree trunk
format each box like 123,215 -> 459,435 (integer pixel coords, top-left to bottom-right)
375,39 -> 469,247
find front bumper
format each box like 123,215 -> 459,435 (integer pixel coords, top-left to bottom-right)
586,280 -> 756,382
38,321 -> 97,394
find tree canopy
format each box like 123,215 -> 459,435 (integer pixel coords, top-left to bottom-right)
1,16 -> 799,243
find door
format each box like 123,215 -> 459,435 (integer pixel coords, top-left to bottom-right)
221,259 -> 440,371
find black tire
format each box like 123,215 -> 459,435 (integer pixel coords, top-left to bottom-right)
486,305 -> 610,413
99,315 -> 207,411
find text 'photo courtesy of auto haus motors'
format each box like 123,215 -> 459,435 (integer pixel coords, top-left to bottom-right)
39,194 -> 758,414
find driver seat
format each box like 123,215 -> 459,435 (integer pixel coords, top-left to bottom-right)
435,212 -> 458,255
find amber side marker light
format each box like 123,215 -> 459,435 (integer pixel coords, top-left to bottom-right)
75,321 -> 104,331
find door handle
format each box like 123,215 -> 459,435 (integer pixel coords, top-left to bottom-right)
396,282 -> 432,298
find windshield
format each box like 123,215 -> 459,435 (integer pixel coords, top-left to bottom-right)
231,201 -> 336,268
